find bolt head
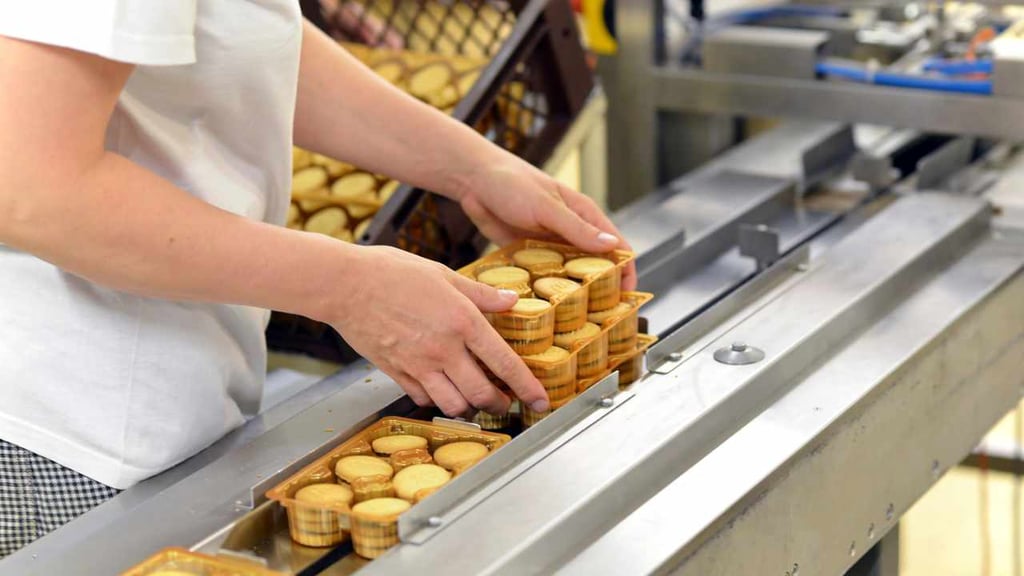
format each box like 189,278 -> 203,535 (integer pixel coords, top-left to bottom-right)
427,516 -> 443,527
668,351 -> 683,361
599,397 -> 615,408
731,342 -> 748,352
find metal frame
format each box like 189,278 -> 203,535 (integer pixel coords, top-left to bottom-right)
599,0 -> 1024,208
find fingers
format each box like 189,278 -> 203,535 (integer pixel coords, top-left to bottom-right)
445,350 -> 511,414
390,369 -> 433,407
558,186 -> 639,290
419,371 -> 471,417
464,316 -> 549,412
451,274 -> 518,312
536,197 -> 619,254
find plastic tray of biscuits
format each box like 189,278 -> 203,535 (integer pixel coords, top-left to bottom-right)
608,333 -> 659,388
453,240 -> 649,429
121,547 -> 286,576
265,417 -> 510,559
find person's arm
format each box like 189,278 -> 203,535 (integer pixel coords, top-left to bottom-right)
293,21 -> 637,289
0,36 -> 548,416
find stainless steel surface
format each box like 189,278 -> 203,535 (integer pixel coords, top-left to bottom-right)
398,374 -> 626,544
737,223 -> 781,270
562,233 -> 1024,576
652,67 -> 1024,140
358,193 -> 1008,575
915,137 -> 975,191
647,243 -> 810,373
702,26 -> 830,79
622,170 -> 794,283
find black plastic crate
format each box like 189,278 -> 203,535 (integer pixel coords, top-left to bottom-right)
267,0 -> 595,361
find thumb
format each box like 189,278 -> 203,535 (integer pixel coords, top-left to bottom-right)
452,275 -> 519,312
540,199 -> 620,254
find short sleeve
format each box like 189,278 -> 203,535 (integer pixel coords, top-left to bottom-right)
0,1 -> 197,66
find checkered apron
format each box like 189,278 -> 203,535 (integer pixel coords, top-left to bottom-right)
0,439 -> 119,558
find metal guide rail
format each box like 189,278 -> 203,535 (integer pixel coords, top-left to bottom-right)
5,125 -> 1024,575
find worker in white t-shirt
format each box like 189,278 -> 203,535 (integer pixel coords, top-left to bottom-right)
0,1 -> 635,557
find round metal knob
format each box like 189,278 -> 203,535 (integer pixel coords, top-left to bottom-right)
713,342 -> 765,365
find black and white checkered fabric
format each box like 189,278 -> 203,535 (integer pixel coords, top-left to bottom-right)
0,439 -> 119,558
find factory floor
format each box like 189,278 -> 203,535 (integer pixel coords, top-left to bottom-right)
901,404 -> 1024,576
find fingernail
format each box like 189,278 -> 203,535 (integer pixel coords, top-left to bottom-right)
531,399 -> 550,412
498,289 -> 519,299
598,232 -> 618,244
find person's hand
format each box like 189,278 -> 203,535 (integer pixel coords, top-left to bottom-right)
329,245 -> 549,417
455,152 -> 638,290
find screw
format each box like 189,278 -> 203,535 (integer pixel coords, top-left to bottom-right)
792,564 -> 800,576
757,224 -> 769,232
849,541 -> 857,557
427,516 -> 443,527
932,460 -> 941,478
868,523 -> 876,540
731,342 -> 748,352
886,503 -> 895,521
668,351 -> 683,361
796,263 -> 810,272
599,397 -> 615,408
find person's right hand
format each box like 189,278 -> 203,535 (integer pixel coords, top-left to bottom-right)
329,245 -> 549,417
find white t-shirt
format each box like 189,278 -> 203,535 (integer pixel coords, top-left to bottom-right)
0,1 -> 302,489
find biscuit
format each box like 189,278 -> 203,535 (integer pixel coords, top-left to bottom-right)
304,207 -> 349,237
392,464 -> 452,500
564,257 -> 615,279
371,434 -> 428,455
350,497 -> 411,559
335,455 -> 394,483
295,483 -> 355,507
553,322 -> 601,351
512,248 -> 564,275
587,302 -> 632,326
352,497 -> 411,520
433,441 -> 489,470
292,167 -> 328,194
477,266 -> 530,287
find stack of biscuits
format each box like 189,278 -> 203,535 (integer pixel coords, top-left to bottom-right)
268,418 -> 509,560
286,42 -> 488,244
459,241 -> 650,428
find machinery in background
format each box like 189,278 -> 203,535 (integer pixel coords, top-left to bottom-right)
601,0 -> 1024,208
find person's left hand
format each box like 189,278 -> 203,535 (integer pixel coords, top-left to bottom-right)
455,153 -> 638,291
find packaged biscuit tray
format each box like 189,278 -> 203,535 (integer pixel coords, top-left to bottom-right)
476,291 -> 653,428
121,547 -> 285,576
590,291 -> 654,357
609,333 -> 659,388
266,417 -> 510,558
458,239 -> 636,324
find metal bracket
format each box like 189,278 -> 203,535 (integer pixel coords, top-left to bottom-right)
851,152 -> 899,190
398,374 -> 631,544
800,125 -> 856,192
738,224 -> 781,271
431,417 -> 482,432
916,137 -> 975,191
